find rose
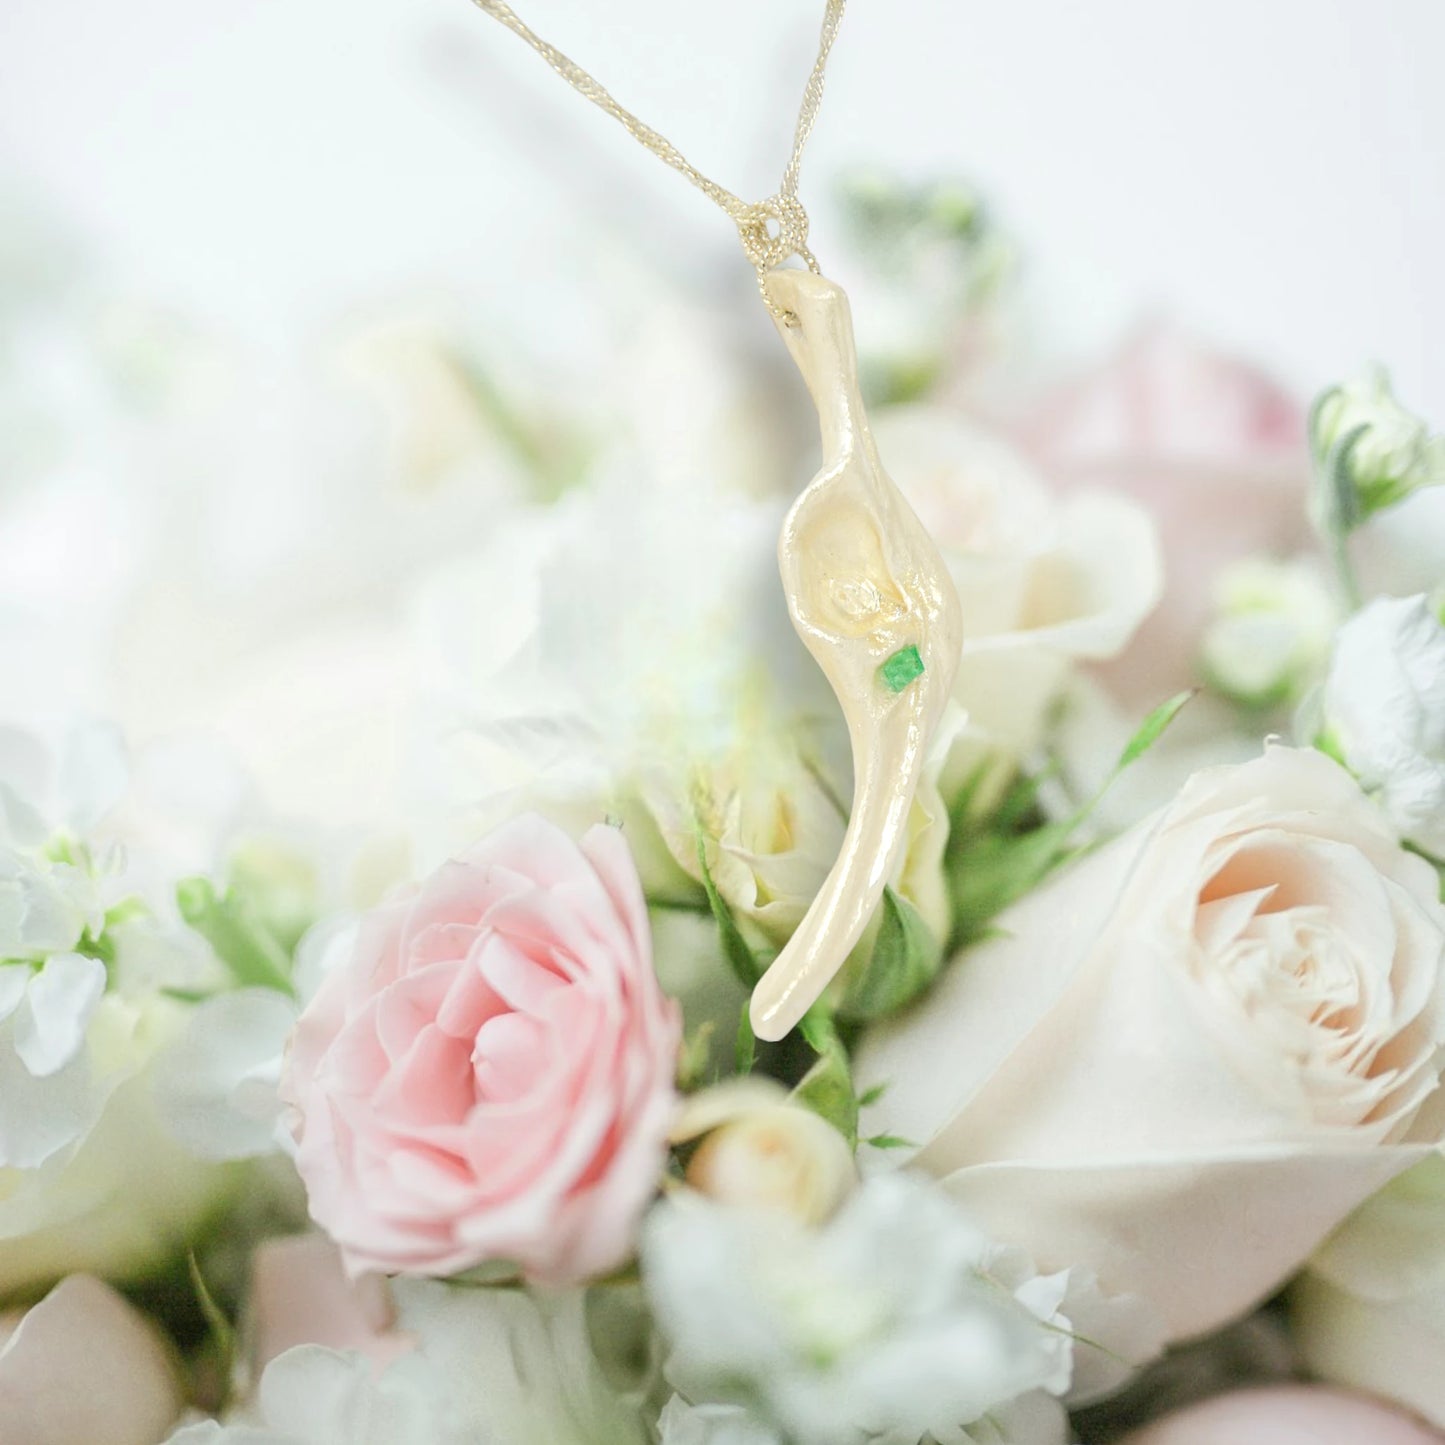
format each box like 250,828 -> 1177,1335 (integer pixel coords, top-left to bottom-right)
1323,594 -> 1445,857
1291,1156 -> 1445,1429
670,1079 -> 856,1225
282,813 -> 682,1284
643,707 -> 961,945
857,746 -> 1445,1342
876,407 -> 1161,782
0,1274 -> 185,1445
1116,1386 -> 1442,1444
1014,325 -> 1310,706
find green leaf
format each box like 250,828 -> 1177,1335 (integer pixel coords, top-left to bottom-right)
990,765 -> 1054,833
791,1008 -> 857,1147
838,886 -> 943,1023
177,877 -> 295,997
949,820 -> 1077,948
863,1133 -> 917,1151
1112,690 -> 1197,775
857,1081 -> 889,1109
797,1006 -> 837,1057
160,986 -> 213,1006
945,755 -> 1003,840
695,839 -> 767,989
735,1005 -> 756,1077
676,1021 -> 716,1092
187,1249 -> 236,1385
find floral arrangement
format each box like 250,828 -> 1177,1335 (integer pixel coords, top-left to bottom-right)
3,173 -> 1445,1445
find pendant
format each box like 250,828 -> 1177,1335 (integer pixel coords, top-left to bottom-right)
749,269 -> 963,1042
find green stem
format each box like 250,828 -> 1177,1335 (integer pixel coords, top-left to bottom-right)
1331,526 -> 1364,612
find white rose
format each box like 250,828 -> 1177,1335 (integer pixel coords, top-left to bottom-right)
858,746 -> 1445,1342
875,407 -> 1162,780
1323,593 -> 1445,857
1291,1155 -> 1445,1428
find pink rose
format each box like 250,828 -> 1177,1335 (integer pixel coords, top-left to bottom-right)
0,1275 -> 184,1445
282,814 -> 682,1284
1119,1386 -> 1442,1444
1016,324 -> 1311,705
248,1234 -> 410,1374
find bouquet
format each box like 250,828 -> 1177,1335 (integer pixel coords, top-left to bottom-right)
2,166 -> 1444,1445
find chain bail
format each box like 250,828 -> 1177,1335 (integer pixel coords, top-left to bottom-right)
735,193 -> 821,323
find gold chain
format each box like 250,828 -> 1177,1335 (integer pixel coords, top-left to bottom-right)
465,0 -> 847,319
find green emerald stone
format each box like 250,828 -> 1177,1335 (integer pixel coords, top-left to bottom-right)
879,644 -> 925,693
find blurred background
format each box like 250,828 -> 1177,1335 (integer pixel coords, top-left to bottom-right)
2,0 -> 1442,851
6,0 -> 1442,388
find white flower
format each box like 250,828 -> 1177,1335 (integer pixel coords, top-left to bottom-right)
0,721 -> 237,1295
168,1279 -> 647,1445
1323,593 -> 1445,856
658,1396 -> 784,1445
153,987 -> 298,1159
642,1174 -> 1075,1445
0,954 -> 107,1167
412,475 -> 956,935
1312,367 -> 1445,522
166,1346 -> 452,1445
1197,556 -> 1338,708
873,407 -> 1162,784
672,1079 -> 857,1226
1292,1156 -> 1445,1429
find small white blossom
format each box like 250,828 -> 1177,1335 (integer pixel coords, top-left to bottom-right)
0,721 -> 239,1293
165,1346 -> 454,1445
1197,556 -> 1338,708
1322,593 -> 1445,855
642,1174 -> 1074,1445
1312,367 -> 1445,523
153,987 -> 298,1159
166,1280 -> 647,1445
658,1396 -> 785,1445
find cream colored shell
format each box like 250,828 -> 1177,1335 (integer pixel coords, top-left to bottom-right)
749,269 -> 964,1042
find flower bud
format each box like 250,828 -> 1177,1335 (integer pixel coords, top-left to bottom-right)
1196,557 -> 1337,708
1312,368 -> 1445,526
1321,592 -> 1445,857
673,1081 -> 856,1226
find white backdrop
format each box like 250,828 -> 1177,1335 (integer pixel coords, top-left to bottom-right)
3,0 -> 1443,407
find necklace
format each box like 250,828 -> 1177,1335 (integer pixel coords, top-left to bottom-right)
469,0 -> 963,1042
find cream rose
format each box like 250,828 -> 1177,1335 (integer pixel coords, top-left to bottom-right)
858,747 -> 1445,1342
1291,1155 -> 1445,1429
